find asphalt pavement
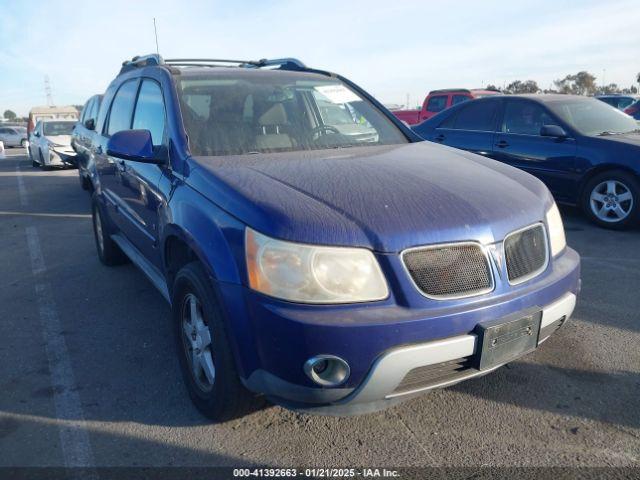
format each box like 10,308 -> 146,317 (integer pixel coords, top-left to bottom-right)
0,149 -> 638,473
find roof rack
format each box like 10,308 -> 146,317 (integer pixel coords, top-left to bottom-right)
165,57 -> 307,70
119,55 -> 307,75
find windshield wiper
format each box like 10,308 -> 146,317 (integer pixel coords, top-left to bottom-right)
624,129 -> 640,135
597,131 -> 623,136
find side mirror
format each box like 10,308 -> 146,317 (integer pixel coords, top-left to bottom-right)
540,124 -> 567,138
84,118 -> 95,131
33,131 -> 40,137
107,130 -> 164,164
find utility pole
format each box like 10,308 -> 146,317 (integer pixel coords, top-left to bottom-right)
44,76 -> 54,106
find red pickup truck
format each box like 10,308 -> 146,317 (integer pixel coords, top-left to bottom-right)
393,88 -> 501,125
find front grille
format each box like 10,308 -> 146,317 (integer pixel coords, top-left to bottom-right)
504,224 -> 548,284
402,243 -> 493,299
392,357 -> 473,395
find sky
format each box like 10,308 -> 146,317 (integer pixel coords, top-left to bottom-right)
1,0 -> 639,116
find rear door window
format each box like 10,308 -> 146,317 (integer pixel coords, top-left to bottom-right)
452,101 -> 498,131
107,80 -> 139,136
426,95 -> 447,113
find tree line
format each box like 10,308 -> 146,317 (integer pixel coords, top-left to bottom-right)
487,71 -> 640,95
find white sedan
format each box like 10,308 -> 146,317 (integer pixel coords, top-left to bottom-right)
28,120 -> 78,169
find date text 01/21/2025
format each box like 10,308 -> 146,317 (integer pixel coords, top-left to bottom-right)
232,468 -> 401,477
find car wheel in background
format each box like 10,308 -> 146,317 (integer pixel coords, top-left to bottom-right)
79,171 -> 90,191
28,147 -> 37,167
91,196 -> 129,266
172,261 -> 260,422
583,170 -> 639,230
38,151 -> 50,171
21,139 -> 27,148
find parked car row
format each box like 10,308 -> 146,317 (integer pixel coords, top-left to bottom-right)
595,94 -> 639,111
27,119 -> 77,169
67,54 -> 580,421
0,125 -> 28,148
393,88 -> 500,125
412,94 -> 640,229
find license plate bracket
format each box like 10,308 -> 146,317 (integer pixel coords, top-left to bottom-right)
473,307 -> 542,371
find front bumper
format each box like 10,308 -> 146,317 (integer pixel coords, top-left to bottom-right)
221,246 -> 580,414
46,148 -> 77,167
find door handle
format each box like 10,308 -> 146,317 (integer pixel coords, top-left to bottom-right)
434,134 -> 446,142
496,140 -> 509,148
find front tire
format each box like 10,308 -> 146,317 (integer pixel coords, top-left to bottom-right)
91,197 -> 128,266
173,262 -> 259,422
582,170 -> 639,230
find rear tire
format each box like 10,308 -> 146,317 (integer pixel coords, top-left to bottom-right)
79,171 -> 90,191
91,197 -> 129,266
20,139 -> 27,148
582,170 -> 639,230
173,261 -> 260,422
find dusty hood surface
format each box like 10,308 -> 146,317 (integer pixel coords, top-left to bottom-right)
45,135 -> 72,147
188,142 -> 553,252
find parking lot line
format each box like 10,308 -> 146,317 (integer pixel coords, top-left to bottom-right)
25,226 -> 95,470
0,211 -> 92,219
23,204 -> 96,470
15,164 -> 28,207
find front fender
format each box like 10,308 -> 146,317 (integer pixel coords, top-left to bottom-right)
160,186 -> 246,285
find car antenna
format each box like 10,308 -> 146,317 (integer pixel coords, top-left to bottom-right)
153,18 -> 160,56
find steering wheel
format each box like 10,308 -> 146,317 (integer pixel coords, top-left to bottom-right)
310,125 -> 341,141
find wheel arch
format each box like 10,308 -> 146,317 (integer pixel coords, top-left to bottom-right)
578,164 -> 640,201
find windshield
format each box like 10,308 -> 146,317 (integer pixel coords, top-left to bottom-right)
43,121 -> 74,136
546,98 -> 638,136
177,73 -> 407,156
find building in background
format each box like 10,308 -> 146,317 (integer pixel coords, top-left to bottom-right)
27,105 -> 78,134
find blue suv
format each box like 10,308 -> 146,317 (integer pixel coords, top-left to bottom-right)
90,54 -> 580,420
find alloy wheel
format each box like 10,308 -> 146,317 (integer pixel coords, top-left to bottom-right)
181,293 -> 216,392
589,180 -> 633,223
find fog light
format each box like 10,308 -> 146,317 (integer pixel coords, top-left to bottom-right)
303,355 -> 350,387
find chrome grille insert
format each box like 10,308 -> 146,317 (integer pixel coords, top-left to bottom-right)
504,223 -> 548,285
402,242 -> 494,300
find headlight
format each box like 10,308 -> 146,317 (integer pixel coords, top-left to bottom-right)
245,228 -> 388,303
546,202 -> 566,257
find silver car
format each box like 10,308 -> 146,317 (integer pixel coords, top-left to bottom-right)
0,125 -> 28,148
28,120 -> 78,169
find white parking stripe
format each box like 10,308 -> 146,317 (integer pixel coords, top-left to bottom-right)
20,157 -> 96,472
16,164 -> 29,206
0,211 -> 92,219
26,227 -> 96,470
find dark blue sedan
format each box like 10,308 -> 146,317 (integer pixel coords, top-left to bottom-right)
413,94 -> 640,229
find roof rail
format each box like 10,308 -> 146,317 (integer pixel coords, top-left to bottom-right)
119,54 -> 164,74
164,57 -> 307,70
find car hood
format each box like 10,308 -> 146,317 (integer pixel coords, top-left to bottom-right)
593,132 -> 640,147
188,142 -> 553,252
45,135 -> 72,146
